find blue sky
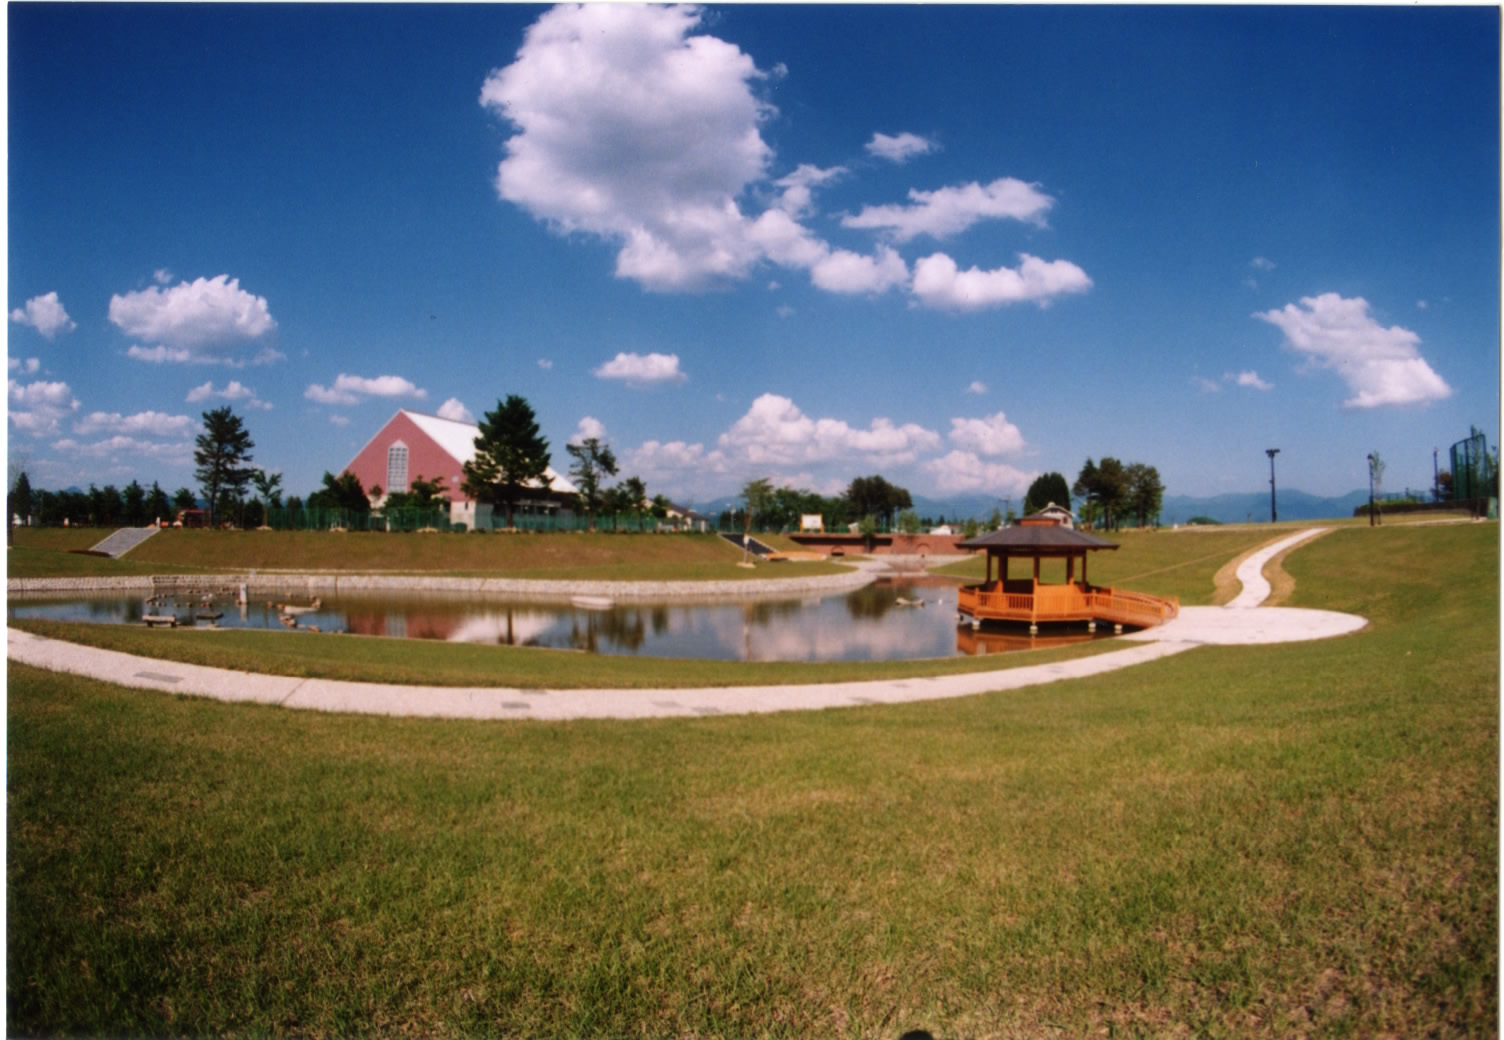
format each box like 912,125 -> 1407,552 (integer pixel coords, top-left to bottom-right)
7,4 -> 1499,508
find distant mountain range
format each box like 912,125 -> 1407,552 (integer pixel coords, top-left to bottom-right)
1157,490 -> 1372,525
696,489 -> 1377,527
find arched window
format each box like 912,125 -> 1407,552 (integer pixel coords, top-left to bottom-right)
386,441 -> 409,494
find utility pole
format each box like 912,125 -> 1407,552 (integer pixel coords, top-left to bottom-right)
1265,448 -> 1280,523
1433,447 -> 1440,503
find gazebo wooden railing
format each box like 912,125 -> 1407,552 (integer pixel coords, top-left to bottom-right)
956,581 -> 1178,632
955,511 -> 1178,634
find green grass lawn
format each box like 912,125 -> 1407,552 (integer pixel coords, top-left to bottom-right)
8,616 -> 1125,689
7,527 -> 851,581
7,523 -> 1497,1036
931,525 -> 1289,605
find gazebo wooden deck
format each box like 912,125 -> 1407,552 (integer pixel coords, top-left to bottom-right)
955,515 -> 1178,634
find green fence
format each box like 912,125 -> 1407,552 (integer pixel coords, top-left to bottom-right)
481,512 -> 679,533
265,507 -> 456,532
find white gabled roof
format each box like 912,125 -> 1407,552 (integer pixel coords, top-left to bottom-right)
400,409 -> 579,496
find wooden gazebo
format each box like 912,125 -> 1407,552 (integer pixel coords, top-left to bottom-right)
955,514 -> 1177,634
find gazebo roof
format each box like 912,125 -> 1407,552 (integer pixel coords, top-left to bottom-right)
957,525 -> 1119,553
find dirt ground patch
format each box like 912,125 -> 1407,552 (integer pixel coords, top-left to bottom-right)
1210,529 -> 1335,606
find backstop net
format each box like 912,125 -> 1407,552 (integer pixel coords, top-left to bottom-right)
1450,427 -> 1494,503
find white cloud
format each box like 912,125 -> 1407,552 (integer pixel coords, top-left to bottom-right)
481,4 -> 774,292
593,351 -> 687,386
629,438 -> 718,472
437,397 -> 475,423
479,5 -> 1092,316
924,450 -> 1035,495
1255,293 -> 1452,409
1192,375 -> 1221,394
126,345 -> 193,364
947,411 -> 1026,457
623,438 -> 731,499
8,378 -> 79,436
305,373 -> 427,407
8,357 -> 41,375
842,178 -> 1053,242
775,164 -> 844,217
965,380 -> 987,395
537,358 -> 554,370
717,393 -> 941,467
73,410 -> 195,438
154,268 -> 174,285
746,208 -> 829,270
1250,256 -> 1276,271
1231,370 -> 1274,391
109,275 -> 277,362
329,414 -> 351,427
811,246 -> 910,296
51,436 -> 193,464
185,379 -> 271,410
10,292 -> 76,340
572,415 -> 607,444
865,132 -> 936,164
911,252 -> 1092,311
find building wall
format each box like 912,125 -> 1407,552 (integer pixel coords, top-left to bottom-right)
344,412 -> 470,504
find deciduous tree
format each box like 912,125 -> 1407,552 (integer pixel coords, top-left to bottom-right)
1125,462 -> 1164,528
308,471 -> 371,515
741,477 -> 774,534
1023,472 -> 1071,516
1074,457 -> 1129,530
845,475 -> 912,530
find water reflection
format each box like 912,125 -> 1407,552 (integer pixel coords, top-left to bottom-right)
9,578 -> 1116,662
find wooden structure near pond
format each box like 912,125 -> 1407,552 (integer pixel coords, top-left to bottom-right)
955,514 -> 1178,634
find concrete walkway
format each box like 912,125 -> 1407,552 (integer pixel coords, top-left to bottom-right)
87,525 -> 160,558
8,528 -> 1367,721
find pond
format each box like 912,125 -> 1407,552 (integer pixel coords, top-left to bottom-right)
8,578 -> 1114,663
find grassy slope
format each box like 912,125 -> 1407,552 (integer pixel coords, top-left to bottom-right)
7,524 -> 1498,1037
7,527 -> 849,581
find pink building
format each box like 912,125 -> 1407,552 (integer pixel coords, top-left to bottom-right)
343,410 -> 577,530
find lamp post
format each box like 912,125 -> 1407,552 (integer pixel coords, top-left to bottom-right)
1265,449 -> 1280,523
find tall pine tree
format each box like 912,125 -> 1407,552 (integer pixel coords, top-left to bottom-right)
194,407 -> 255,528
461,395 -> 551,529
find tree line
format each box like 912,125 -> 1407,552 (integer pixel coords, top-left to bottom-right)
1072,457 -> 1164,530
8,396 -> 1169,533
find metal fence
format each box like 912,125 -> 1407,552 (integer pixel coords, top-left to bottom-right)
1450,427 -> 1494,502
265,507 -> 454,532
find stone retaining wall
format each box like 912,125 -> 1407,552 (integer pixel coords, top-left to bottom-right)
9,566 -> 879,604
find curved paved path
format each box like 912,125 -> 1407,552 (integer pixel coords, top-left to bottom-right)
8,528 -> 1366,721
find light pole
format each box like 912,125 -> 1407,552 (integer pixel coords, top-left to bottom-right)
1433,447 -> 1440,503
1265,449 -> 1280,523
